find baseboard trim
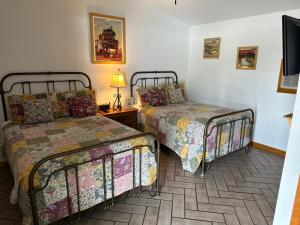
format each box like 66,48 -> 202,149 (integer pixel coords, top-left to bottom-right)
0,161 -> 8,168
251,141 -> 286,157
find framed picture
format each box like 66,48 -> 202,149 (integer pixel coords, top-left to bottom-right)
203,37 -> 221,59
236,46 -> 259,70
277,60 -> 298,94
125,97 -> 134,109
89,13 -> 126,64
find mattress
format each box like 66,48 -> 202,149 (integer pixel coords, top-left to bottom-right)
140,102 -> 251,173
2,115 -> 157,225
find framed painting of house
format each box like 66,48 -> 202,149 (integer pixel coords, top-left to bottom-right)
277,60 -> 298,94
203,37 -> 221,59
236,46 -> 259,70
90,13 -> 126,64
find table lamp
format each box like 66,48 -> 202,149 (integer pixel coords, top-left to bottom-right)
111,69 -> 127,110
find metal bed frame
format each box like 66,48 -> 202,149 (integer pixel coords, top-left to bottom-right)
130,70 -> 254,176
0,72 -> 160,225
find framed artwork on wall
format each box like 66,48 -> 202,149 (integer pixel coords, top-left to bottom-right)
236,46 -> 259,70
89,13 -> 126,64
277,60 -> 298,94
203,37 -> 221,59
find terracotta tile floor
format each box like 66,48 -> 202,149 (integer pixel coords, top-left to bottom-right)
0,148 -> 284,225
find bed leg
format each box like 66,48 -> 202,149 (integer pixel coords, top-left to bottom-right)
245,143 -> 251,153
156,144 -> 160,196
201,139 -> 208,177
200,161 -> 206,177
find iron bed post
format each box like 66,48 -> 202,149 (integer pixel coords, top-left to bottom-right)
28,133 -> 160,225
201,109 -> 255,177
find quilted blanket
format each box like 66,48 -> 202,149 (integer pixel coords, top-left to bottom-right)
140,102 -> 251,173
2,115 -> 157,225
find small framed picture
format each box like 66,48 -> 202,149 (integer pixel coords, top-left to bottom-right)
203,37 -> 221,59
236,46 -> 259,70
125,97 -> 134,108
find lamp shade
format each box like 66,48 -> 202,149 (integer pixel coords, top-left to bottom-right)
111,71 -> 127,88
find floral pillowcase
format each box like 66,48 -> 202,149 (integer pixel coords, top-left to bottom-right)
69,96 -> 98,118
148,89 -> 167,107
7,93 -> 48,124
50,89 -> 96,119
22,98 -> 54,124
168,88 -> 185,104
137,87 -> 166,106
164,83 -> 186,104
137,84 -> 185,106
7,89 -> 97,123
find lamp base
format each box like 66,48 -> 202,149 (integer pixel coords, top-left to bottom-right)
113,88 -> 122,111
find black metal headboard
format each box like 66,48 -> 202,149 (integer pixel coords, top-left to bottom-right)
0,71 -> 92,121
130,71 -> 178,97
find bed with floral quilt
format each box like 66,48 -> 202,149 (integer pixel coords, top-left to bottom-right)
2,115 -> 158,225
139,101 -> 253,173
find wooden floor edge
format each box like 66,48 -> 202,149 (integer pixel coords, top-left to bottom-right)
290,176 -> 300,225
251,141 -> 286,157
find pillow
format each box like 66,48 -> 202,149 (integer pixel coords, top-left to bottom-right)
55,89 -> 96,102
137,88 -> 151,106
164,83 -> 185,104
48,89 -> 96,119
75,89 -> 96,101
23,98 -> 54,124
149,89 -> 167,107
47,93 -> 70,119
7,93 -> 48,124
168,88 -> 185,104
70,96 -> 97,118
137,87 -> 164,106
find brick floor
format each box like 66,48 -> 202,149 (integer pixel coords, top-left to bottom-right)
0,147 -> 284,225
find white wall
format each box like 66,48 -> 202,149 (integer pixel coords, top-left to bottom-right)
0,0 -> 189,121
187,9 -> 300,151
273,79 -> 300,224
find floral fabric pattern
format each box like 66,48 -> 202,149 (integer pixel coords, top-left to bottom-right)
70,96 -> 97,118
137,88 -> 151,106
137,87 -> 166,106
167,88 -> 185,104
7,93 -> 48,124
3,115 -> 157,225
149,89 -> 167,107
7,90 -> 96,123
140,102 -> 251,173
47,93 -> 70,119
23,98 -> 54,124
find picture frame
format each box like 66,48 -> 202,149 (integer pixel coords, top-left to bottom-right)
125,97 -> 134,109
277,59 -> 298,94
203,37 -> 221,59
236,46 -> 259,70
89,13 -> 126,64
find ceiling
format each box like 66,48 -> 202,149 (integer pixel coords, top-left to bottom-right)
147,0 -> 300,25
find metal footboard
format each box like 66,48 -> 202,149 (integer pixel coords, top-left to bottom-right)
201,109 -> 255,176
28,133 -> 160,225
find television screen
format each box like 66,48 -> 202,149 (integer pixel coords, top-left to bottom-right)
282,15 -> 300,76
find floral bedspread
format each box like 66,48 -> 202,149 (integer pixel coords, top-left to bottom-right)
2,115 -> 157,225
140,102 -> 251,173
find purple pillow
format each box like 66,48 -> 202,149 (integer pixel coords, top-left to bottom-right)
70,96 -> 97,118
149,89 -> 167,107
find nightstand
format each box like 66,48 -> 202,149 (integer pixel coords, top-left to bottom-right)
98,108 -> 138,129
